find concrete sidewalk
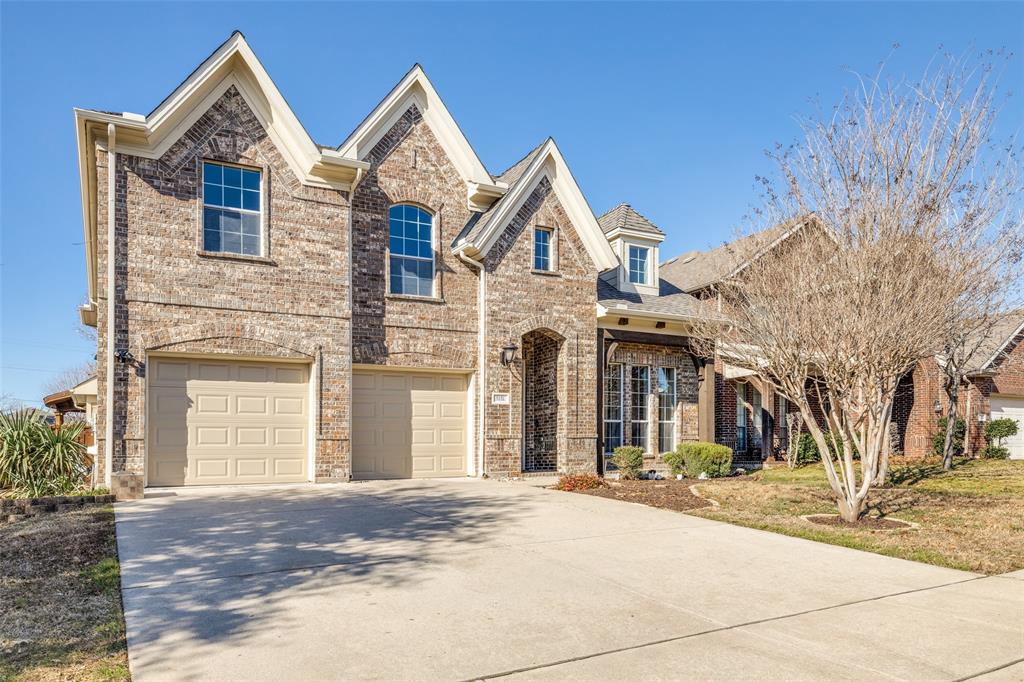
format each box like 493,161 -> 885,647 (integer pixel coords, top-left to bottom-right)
115,479 -> 1024,681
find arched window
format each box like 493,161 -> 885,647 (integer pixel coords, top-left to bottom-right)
388,204 -> 434,297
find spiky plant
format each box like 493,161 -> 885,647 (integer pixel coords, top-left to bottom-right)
0,409 -> 88,497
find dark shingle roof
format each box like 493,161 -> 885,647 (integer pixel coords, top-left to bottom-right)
453,142 -> 547,249
597,278 -> 715,320
660,221 -> 797,293
597,203 -> 664,238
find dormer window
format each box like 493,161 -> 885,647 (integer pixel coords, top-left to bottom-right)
628,245 -> 649,285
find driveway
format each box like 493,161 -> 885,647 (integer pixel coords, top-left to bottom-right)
115,479 -> 1024,681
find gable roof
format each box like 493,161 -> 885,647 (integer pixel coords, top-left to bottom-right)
967,310 -> 1024,374
597,203 -> 664,239
452,138 -> 618,271
660,217 -> 806,293
336,64 -> 504,207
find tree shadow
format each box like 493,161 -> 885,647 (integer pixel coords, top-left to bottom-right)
888,461 -> 946,487
114,482 -> 521,678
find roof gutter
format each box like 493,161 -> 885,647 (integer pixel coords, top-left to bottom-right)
456,250 -> 486,477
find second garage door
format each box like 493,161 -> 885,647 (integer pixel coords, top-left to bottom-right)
352,370 -> 468,479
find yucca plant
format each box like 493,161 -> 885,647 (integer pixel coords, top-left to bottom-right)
0,409 -> 88,497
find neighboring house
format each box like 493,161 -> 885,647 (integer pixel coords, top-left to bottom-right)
892,313 -> 1024,459
660,220 -> 809,465
42,375 -> 98,460
74,33 -> 715,492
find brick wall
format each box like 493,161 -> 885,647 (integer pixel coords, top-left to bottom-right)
894,334 -> 1024,457
95,86 -> 352,483
523,329 -> 560,470
483,177 -> 599,476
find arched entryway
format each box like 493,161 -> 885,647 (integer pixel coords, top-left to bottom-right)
522,328 -> 564,472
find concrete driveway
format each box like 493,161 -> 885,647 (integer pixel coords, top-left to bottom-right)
115,479 -> 1024,681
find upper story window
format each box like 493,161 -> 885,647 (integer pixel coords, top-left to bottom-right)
202,161 -> 262,256
389,204 -> 434,297
534,227 -> 553,271
628,245 -> 649,284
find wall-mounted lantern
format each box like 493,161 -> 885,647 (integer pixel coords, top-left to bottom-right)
115,349 -> 137,365
932,399 -> 943,414
500,342 -> 519,367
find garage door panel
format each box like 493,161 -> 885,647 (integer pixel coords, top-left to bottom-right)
149,358 -> 309,486
352,369 -> 467,480
991,396 -> 1024,460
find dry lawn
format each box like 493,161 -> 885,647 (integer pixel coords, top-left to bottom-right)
689,458 -> 1024,575
0,506 -> 129,681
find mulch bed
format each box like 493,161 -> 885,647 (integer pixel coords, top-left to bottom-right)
576,479 -> 711,513
803,513 -> 914,530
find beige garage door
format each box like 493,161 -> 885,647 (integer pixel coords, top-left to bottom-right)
990,396 -> 1024,460
352,370 -> 467,479
148,357 -> 309,486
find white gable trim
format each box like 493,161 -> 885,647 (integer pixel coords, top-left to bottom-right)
337,65 -> 503,208
455,139 -> 617,272
979,319 -> 1024,372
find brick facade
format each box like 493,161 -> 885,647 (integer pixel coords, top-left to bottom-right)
87,58 -> 705,486
893,334 -> 1024,457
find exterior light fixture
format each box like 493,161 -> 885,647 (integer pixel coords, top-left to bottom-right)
932,399 -> 942,414
500,342 -> 518,367
115,349 -> 136,365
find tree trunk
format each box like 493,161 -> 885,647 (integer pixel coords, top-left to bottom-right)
873,420 -> 891,486
836,493 -> 864,522
942,379 -> 959,470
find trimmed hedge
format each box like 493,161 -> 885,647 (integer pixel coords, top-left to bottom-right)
675,442 -> 732,478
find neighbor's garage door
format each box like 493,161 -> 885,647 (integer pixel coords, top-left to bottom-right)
352,370 -> 467,479
990,396 -> 1024,460
148,357 -> 309,486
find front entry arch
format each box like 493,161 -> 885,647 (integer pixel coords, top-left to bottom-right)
522,328 -> 564,472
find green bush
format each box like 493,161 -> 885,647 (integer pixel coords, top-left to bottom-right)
981,445 -> 1010,460
676,442 -> 732,478
985,418 -> 1019,446
794,432 -> 821,464
932,416 -> 966,457
611,446 -> 645,480
662,450 -> 686,477
0,409 -> 89,498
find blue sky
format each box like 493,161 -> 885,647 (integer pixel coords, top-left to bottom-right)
2,1 -> 1022,407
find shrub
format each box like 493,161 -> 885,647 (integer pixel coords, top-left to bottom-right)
555,473 -> 607,491
611,446 -> 645,480
985,418 -> 1019,447
676,442 -> 732,478
662,450 -> 686,477
0,409 -> 89,497
981,445 -> 1010,460
932,416 -> 966,458
794,432 -> 821,464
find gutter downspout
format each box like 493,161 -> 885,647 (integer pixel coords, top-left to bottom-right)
104,123 -> 116,488
457,249 -> 486,477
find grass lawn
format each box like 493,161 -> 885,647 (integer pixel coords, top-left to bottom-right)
0,506 -> 129,681
688,457 -> 1024,575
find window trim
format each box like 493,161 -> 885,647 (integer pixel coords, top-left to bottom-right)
533,226 -> 555,272
628,244 -> 650,285
630,365 -> 650,453
736,385 -> 748,452
603,363 -> 624,454
657,366 -> 677,454
387,203 -> 437,299
199,159 -> 266,259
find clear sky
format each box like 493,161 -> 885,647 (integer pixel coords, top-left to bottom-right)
2,1 -> 1022,407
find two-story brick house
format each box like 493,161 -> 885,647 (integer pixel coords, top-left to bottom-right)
75,33 -> 715,492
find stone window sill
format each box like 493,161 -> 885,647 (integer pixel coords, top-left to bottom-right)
531,269 -> 562,277
197,250 -> 276,266
386,293 -> 446,305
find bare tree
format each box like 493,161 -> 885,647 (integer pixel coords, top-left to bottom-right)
692,52 -> 1022,521
42,360 -> 96,396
